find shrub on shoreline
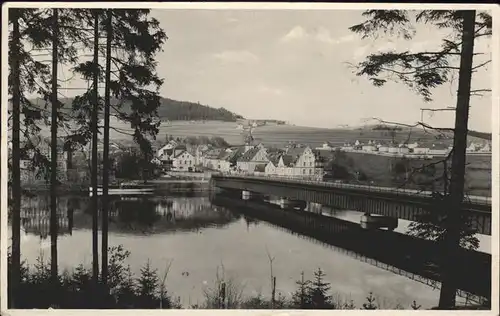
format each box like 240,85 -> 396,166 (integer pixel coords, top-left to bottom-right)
7,246 -> 429,310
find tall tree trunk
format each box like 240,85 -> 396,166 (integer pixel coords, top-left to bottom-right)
438,10 -> 476,309
50,7 -> 59,288
101,9 -> 112,286
91,10 -> 100,286
9,8 -> 22,309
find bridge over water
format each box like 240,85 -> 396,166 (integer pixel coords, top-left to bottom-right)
210,175 -> 492,235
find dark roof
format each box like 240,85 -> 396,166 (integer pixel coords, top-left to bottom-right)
175,144 -> 187,150
226,147 -> 245,163
281,154 -> 294,167
205,148 -> 224,159
174,150 -> 194,159
284,147 -> 306,164
218,151 -> 233,160
238,147 -> 261,162
267,153 -> 281,165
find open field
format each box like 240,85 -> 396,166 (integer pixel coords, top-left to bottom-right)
35,118 -> 488,148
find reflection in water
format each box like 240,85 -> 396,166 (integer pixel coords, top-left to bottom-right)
19,196 -> 77,240
14,194 -> 240,238
10,193 -> 487,309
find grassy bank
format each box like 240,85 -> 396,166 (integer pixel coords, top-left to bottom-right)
341,152 -> 491,197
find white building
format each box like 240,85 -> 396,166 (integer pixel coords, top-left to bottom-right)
236,146 -> 269,173
407,142 -> 419,149
398,145 -> 410,154
316,142 -> 334,151
203,148 -> 225,170
172,151 -> 196,171
428,144 -> 450,156
362,144 -> 377,152
341,143 -> 354,151
467,142 -> 479,152
265,146 -> 322,178
387,145 -> 399,154
378,144 -> 389,153
413,146 -> 430,154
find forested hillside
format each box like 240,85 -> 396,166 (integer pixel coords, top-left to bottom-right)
28,97 -> 244,122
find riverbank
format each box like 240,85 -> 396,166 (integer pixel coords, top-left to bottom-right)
17,177 -> 211,194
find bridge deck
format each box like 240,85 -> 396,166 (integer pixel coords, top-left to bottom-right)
211,175 -> 492,235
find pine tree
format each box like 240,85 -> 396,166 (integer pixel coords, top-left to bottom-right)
362,292 -> 378,310
101,8 -> 166,282
349,10 -> 491,309
308,268 -> 334,309
8,7 -> 83,307
291,271 -> 312,309
136,260 -> 160,308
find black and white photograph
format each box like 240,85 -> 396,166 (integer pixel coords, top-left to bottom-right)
1,2 -> 498,312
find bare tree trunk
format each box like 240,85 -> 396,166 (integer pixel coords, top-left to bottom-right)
101,8 -> 112,287
50,7 -> 59,288
91,10 -> 100,287
9,8 -> 21,308
438,10 -> 476,309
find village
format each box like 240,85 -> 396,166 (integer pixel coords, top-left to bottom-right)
9,130 -> 492,187
152,135 -> 492,180
318,139 -> 491,157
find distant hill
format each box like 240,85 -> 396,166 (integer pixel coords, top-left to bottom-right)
360,123 -> 492,141
28,97 -> 245,122
155,98 -> 244,122
468,130 -> 492,140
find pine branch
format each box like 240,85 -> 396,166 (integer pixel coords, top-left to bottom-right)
471,60 -> 491,71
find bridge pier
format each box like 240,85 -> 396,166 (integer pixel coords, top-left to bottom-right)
279,198 -> 307,210
308,202 -> 323,214
241,190 -> 265,201
360,213 -> 398,231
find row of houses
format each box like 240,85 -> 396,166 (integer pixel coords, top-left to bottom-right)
155,141 -> 328,178
316,139 -> 491,156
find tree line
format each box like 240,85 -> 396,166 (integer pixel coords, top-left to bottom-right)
26,96 -> 245,122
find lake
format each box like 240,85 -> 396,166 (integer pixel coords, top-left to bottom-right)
7,193 -> 491,309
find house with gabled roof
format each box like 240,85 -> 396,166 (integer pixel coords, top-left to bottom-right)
284,146 -> 318,177
172,150 -> 196,171
203,148 -> 225,170
236,146 -> 269,173
157,140 -> 178,158
479,142 -> 491,152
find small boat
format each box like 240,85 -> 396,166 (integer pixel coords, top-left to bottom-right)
88,183 -> 155,196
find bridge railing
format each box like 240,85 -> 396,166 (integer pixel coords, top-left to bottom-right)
213,173 -> 492,206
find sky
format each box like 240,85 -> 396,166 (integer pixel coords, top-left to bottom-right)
59,9 -> 493,132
